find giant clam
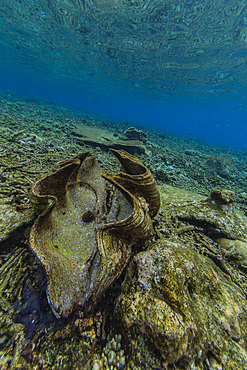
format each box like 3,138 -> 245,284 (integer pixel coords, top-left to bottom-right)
29,149 -> 160,317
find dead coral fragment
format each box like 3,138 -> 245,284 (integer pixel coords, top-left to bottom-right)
210,189 -> 235,205
29,150 -> 159,317
124,127 -> 147,143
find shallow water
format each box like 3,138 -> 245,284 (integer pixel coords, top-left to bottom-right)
1,2 -> 247,369
1,0 -> 247,149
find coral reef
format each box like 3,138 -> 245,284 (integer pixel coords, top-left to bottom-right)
1,94 -> 247,369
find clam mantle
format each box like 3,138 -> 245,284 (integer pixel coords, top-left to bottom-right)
29,149 -> 160,317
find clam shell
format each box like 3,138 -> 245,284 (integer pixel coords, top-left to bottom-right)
104,149 -> 160,217
29,150 -> 159,317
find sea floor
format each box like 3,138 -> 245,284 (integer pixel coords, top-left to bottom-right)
1,92 -> 247,235
1,92 -> 247,369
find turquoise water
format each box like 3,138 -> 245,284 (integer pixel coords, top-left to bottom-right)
1,0 -> 247,149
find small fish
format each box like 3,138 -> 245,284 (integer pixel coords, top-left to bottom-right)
187,132 -> 193,135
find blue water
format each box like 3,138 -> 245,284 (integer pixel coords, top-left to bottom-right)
1,0 -> 247,150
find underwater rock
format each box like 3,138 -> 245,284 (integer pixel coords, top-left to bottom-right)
83,138 -> 145,154
0,197 -> 34,242
115,239 -> 247,369
166,188 -> 247,241
72,124 -> 145,154
155,168 -> 176,184
124,127 -> 147,143
210,188 -> 235,204
216,237 -> 247,269
29,149 -> 160,317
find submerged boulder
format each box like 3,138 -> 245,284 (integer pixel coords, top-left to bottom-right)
124,127 -> 147,143
115,238 -> 247,369
114,186 -> 247,369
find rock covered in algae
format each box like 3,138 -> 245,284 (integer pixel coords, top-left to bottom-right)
124,127 -> 147,143
72,124 -> 145,154
115,238 -> 247,369
29,149 -> 160,317
215,237 -> 247,269
0,197 -> 34,242
161,187 -> 247,241
112,185 -> 247,369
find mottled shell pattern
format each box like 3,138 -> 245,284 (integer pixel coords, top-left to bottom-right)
29,149 -> 160,317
